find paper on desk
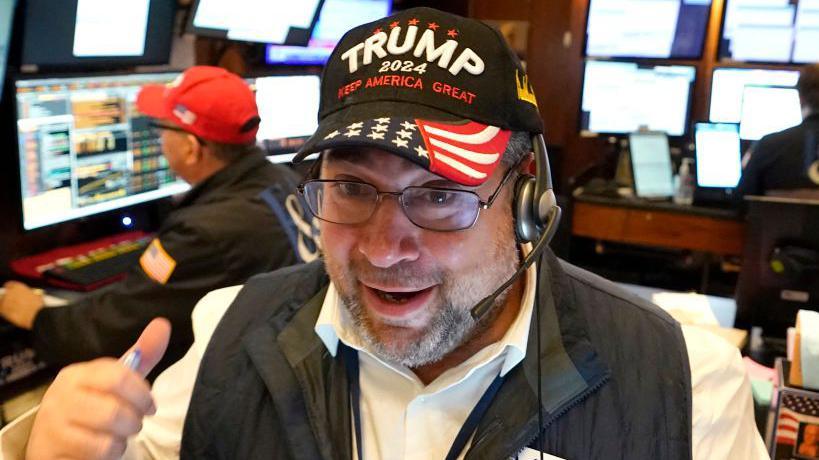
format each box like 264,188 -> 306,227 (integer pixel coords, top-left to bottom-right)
650,292 -> 720,326
0,288 -> 69,308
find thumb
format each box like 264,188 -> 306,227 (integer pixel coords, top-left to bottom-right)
122,318 -> 171,377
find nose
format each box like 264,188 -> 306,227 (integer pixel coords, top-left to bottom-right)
356,195 -> 421,268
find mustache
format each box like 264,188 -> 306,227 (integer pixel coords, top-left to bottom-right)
348,258 -> 444,286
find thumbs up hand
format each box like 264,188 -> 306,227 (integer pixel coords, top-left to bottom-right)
26,318 -> 171,460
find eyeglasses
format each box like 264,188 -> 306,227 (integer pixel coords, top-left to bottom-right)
149,121 -> 206,145
297,166 -> 517,232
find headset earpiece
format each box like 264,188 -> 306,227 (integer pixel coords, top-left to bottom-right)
513,134 -> 560,243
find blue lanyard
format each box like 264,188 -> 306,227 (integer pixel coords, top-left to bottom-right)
340,343 -> 505,460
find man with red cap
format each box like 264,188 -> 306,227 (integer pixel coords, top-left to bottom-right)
0,66 -> 300,377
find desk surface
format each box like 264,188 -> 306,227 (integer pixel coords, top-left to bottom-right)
574,193 -> 742,220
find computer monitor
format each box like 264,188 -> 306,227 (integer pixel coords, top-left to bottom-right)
0,0 -> 15,101
580,60 -> 696,136
15,73 -> 190,231
21,0 -> 175,67
720,0 -> 819,64
694,122 -> 742,188
736,196 -> 819,337
265,0 -> 391,65
585,0 -> 711,59
628,132 -> 675,198
189,0 -> 323,45
739,85 -> 803,141
709,67 -> 800,123
247,74 -> 320,159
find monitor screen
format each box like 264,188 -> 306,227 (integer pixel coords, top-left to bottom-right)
15,73 -> 190,231
739,85 -> 803,141
0,0 -> 15,101
694,122 -> 742,188
629,132 -> 675,198
190,0 -> 323,45
22,0 -> 175,67
720,0 -> 819,64
709,67 -> 800,123
580,60 -> 696,136
585,0 -> 712,59
265,0 -> 391,65
248,74 -> 320,154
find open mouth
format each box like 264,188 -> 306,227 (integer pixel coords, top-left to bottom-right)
371,286 -> 435,304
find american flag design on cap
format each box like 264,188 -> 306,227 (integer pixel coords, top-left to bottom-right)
319,116 -> 510,186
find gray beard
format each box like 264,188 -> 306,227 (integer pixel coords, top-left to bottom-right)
328,238 -> 519,369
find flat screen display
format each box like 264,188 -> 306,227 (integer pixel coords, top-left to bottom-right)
694,122 -> 742,188
580,60 -> 696,136
629,132 -> 675,198
709,67 -> 800,123
720,0 -> 819,64
0,0 -> 15,101
265,0 -> 391,65
15,73 -> 190,231
22,0 -> 175,66
247,74 -> 320,154
739,85 -> 803,141
189,0 -> 323,45
586,0 -> 712,59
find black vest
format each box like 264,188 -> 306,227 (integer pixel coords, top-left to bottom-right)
181,251 -> 692,459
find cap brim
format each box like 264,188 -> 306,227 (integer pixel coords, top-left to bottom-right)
136,84 -> 170,120
294,101 -> 461,163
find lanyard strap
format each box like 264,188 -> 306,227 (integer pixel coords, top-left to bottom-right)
340,343 -> 505,460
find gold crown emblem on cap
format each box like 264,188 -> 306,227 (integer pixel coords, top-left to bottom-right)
515,70 -> 538,108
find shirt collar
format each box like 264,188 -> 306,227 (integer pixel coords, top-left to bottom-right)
314,244 -> 538,377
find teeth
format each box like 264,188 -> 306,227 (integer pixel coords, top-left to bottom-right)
377,290 -> 411,304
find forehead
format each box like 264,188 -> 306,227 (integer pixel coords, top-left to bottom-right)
322,147 -> 442,180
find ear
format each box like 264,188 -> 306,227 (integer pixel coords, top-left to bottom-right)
184,134 -> 203,166
519,152 -> 535,175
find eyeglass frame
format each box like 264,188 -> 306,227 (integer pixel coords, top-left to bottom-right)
149,121 -> 208,146
297,163 -> 520,232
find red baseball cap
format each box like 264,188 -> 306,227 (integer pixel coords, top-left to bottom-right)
136,66 -> 260,145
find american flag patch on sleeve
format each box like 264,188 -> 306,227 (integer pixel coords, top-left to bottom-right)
139,238 -> 177,284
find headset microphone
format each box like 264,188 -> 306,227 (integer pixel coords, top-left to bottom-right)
470,134 -> 562,321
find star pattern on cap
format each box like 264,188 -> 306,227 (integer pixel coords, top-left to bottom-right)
373,27 -> 383,35
389,21 -> 400,29
447,29 -> 458,38
427,22 -> 439,31
320,118 -> 432,167
408,18 -> 419,26
401,121 -> 417,131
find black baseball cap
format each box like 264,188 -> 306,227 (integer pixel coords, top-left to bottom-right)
294,7 -> 543,186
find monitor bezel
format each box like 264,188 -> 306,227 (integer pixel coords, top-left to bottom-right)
20,0 -> 176,68
12,70 -> 190,232
578,58 -> 698,138
186,0 -> 324,46
582,0 -> 712,61
627,130 -> 675,199
693,121 -> 742,189
263,0 -> 393,66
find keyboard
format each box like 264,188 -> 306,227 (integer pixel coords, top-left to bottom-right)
41,237 -> 151,289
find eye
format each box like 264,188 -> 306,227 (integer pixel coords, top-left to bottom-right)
335,182 -> 370,197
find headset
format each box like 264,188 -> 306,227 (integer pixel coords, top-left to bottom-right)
470,133 -> 562,321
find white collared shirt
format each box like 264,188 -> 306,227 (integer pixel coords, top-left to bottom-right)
313,258 -> 537,460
